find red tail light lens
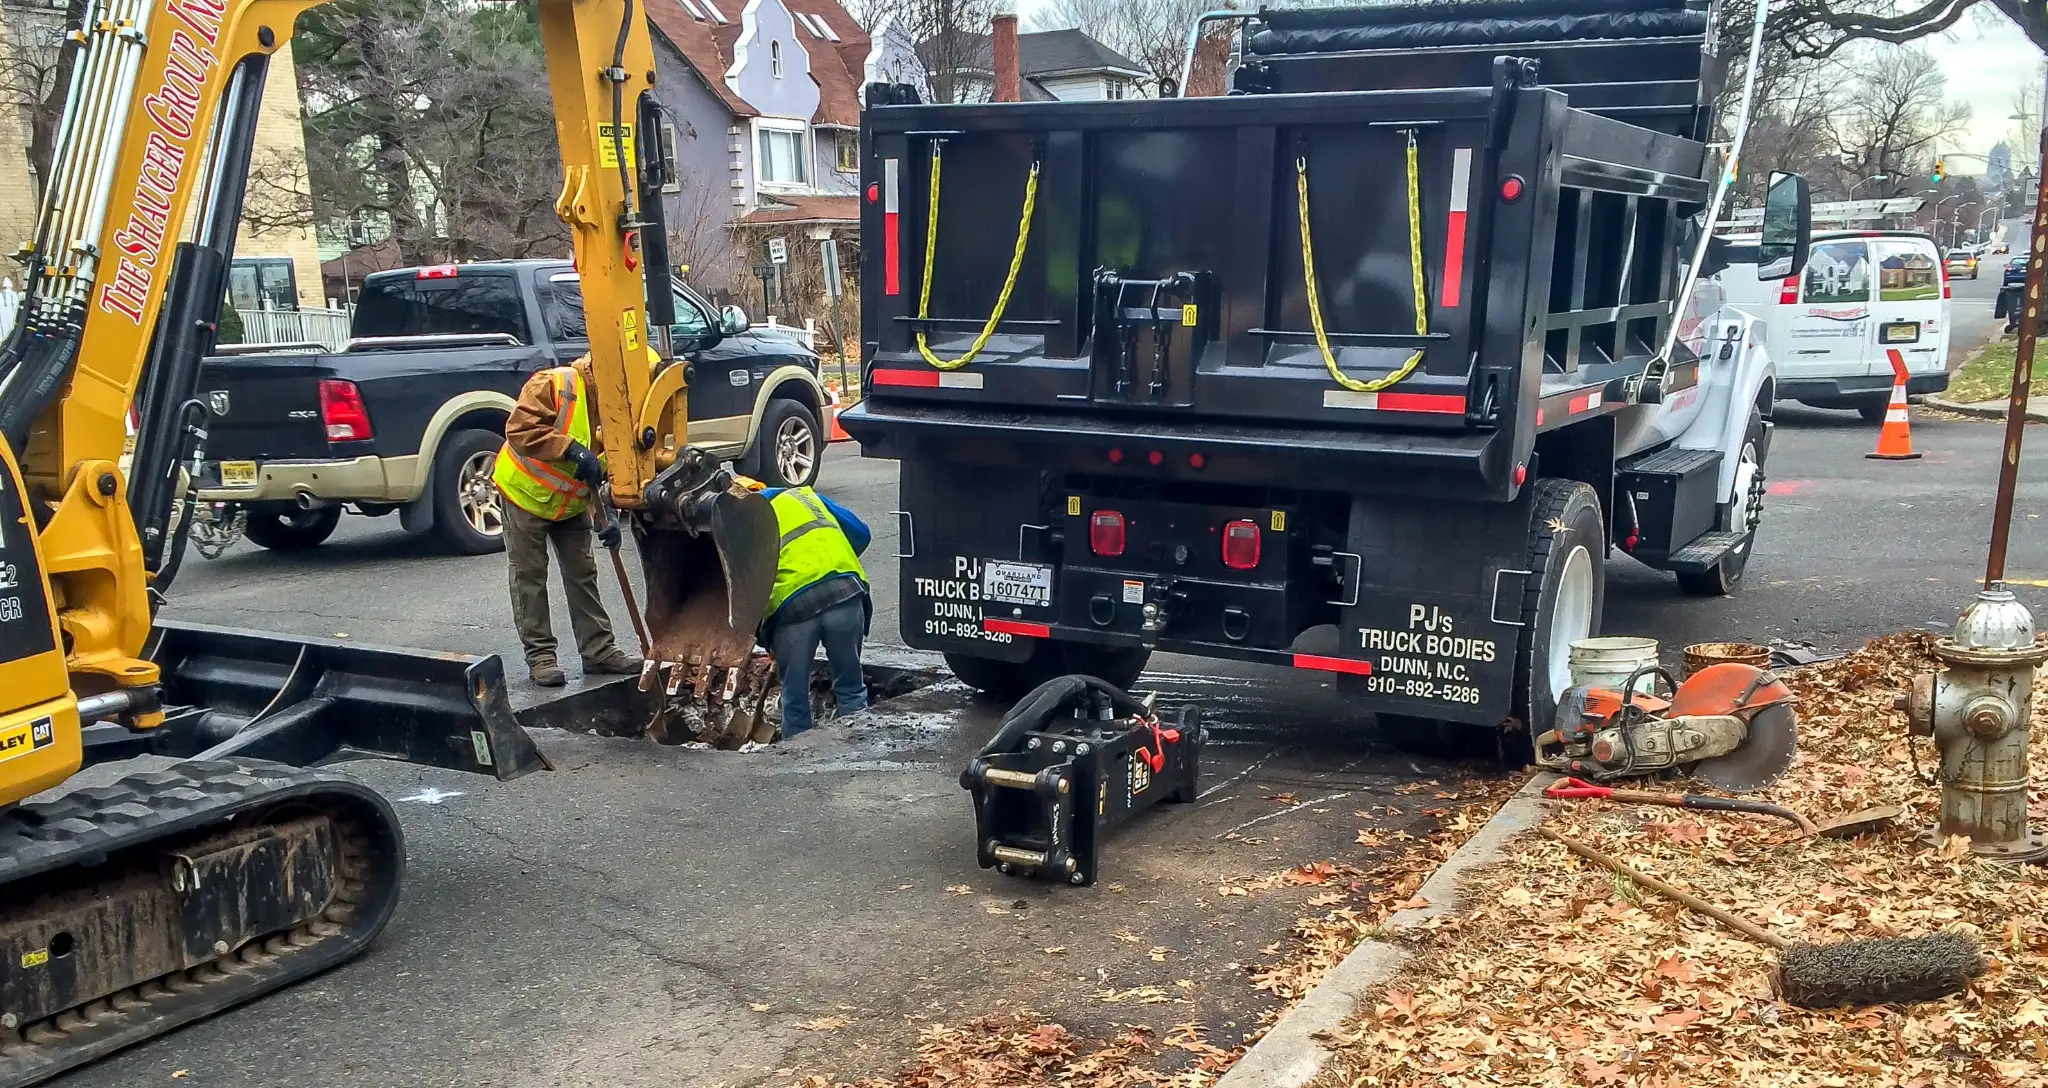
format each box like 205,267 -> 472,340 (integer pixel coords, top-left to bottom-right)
416,264 -> 459,279
1778,275 -> 1799,305
1089,510 -> 1125,557
319,379 -> 374,441
1939,258 -> 1952,299
1222,519 -> 1261,570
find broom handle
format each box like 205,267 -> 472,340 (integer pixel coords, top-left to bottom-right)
1538,827 -> 1788,950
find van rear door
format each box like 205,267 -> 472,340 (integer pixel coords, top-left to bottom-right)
1780,237 -> 1875,381
1867,236 -> 1946,379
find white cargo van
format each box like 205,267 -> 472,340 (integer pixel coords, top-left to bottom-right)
1715,230 -> 1950,421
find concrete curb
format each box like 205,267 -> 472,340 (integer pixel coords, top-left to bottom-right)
1921,396 -> 2048,423
1216,774 -> 1552,1088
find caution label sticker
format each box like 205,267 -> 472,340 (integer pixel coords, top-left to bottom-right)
597,123 -> 636,168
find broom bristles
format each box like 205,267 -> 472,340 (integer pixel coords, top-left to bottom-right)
1775,932 -> 1987,1008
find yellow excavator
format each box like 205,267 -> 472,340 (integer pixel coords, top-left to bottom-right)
0,0 -> 774,1080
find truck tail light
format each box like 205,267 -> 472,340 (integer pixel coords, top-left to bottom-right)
1089,510 -> 1125,557
416,264 -> 459,279
1222,519 -> 1261,570
319,379 -> 374,441
1777,276 -> 1799,305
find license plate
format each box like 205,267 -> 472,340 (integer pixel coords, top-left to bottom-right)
1881,321 -> 1920,344
982,561 -> 1053,607
219,460 -> 258,487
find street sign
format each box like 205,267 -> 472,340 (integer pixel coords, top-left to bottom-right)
819,239 -> 842,297
768,237 -> 788,265
751,262 -> 774,281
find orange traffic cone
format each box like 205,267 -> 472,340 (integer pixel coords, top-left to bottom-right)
1866,348 -> 1920,461
826,384 -> 852,442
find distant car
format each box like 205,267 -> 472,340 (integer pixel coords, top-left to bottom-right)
2006,257 -> 2030,286
1994,243 -> 2010,254
1944,249 -> 1979,279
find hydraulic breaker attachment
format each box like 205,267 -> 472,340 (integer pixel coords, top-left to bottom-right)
107,620 -> 551,779
632,449 -> 780,737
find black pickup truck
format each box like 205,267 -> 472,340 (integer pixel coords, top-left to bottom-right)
196,259 -> 829,554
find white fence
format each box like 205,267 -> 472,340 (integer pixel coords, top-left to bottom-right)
0,278 -> 17,339
235,306 -> 353,350
759,315 -> 818,349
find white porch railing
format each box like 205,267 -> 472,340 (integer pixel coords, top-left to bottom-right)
234,306 -> 353,350
760,315 -> 818,349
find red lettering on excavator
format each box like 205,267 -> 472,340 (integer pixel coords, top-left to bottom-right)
96,259 -> 152,322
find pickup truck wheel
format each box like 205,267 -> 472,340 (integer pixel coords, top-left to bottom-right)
432,428 -> 508,555
1677,409 -> 1766,597
747,399 -> 822,487
1514,478 -> 1605,752
243,504 -> 341,552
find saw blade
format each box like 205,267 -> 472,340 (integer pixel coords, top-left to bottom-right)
1688,702 -> 1797,794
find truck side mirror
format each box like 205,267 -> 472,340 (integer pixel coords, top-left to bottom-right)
1757,171 -> 1811,281
720,305 -> 750,335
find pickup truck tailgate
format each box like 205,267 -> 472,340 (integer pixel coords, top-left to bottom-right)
199,356 -> 342,460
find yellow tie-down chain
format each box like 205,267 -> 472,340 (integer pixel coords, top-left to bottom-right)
1296,128 -> 1429,393
917,141 -> 1041,371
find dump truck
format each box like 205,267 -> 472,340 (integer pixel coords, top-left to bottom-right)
842,0 -> 1812,748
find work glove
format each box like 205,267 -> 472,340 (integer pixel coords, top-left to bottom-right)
595,517 -> 621,550
565,441 -> 606,490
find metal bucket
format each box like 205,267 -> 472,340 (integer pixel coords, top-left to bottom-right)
1683,641 -> 1770,679
1568,636 -> 1661,693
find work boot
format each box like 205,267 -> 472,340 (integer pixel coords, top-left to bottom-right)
584,649 -> 644,675
530,658 -> 567,687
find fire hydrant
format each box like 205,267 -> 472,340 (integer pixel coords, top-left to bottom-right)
1900,585 -> 2048,861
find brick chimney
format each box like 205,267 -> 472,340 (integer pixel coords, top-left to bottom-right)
992,9 -> 1020,103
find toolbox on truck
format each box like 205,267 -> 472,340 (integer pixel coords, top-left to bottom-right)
844,0 -> 1801,737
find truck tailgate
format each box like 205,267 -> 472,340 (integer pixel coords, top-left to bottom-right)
198,355 -> 340,461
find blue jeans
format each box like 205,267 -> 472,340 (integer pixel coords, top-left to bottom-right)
770,595 -> 868,736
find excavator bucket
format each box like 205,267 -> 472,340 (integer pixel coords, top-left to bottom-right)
632,455 -> 781,743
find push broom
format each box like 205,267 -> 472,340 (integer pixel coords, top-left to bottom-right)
1541,827 -> 1985,1008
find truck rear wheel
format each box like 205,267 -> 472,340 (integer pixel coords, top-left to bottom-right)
243,504 -> 341,552
431,428 -> 508,555
944,643 -> 1151,701
1514,478 -> 1606,748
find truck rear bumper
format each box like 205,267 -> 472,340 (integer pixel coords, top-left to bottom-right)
195,455 -> 422,504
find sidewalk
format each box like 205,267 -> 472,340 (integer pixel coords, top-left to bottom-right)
1923,394 -> 2048,423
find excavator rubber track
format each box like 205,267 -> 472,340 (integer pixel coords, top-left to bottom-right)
0,759 -> 406,1088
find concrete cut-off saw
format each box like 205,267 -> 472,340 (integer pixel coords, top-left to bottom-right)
1533,662 -> 1798,794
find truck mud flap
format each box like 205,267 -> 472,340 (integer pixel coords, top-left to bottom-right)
896,459 -> 1047,663
144,620 -> 551,779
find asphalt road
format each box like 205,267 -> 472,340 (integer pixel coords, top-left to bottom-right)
66,304 -> 2046,1086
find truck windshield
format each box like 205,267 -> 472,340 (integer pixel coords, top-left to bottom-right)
353,274 -> 530,342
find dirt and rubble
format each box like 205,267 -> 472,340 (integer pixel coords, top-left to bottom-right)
1321,633 -> 2048,1088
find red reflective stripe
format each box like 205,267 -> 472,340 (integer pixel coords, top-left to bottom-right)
983,618 -> 1050,638
510,448 -> 590,497
1443,148 -> 1472,308
871,368 -> 940,387
884,158 -> 901,296
1293,653 -> 1372,676
1375,392 -> 1465,414
1569,391 -> 1600,414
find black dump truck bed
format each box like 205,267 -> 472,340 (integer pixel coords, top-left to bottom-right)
844,0 -> 1762,734
848,0 -> 1718,499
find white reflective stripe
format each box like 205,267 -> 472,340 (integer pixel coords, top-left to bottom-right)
1323,390 -> 1378,410
884,158 -> 899,214
937,372 -> 983,389
1450,148 -> 1472,213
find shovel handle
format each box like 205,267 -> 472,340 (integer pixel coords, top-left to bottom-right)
1538,827 -> 1788,950
598,505 -> 653,656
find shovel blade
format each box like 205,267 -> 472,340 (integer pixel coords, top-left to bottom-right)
1813,804 -> 1904,839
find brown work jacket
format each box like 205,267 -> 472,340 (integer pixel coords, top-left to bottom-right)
504,355 -> 599,463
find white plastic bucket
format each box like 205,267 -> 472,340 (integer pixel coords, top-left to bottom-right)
1567,636 -> 1660,693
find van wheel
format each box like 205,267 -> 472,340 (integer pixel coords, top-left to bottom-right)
432,429 -> 508,555
944,642 -> 1151,701
1678,409 -> 1766,597
746,399 -> 821,487
243,504 -> 341,552
1514,479 -> 1605,746
1856,401 -> 1889,424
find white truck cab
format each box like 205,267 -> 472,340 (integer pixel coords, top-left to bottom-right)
1715,230 -> 1950,420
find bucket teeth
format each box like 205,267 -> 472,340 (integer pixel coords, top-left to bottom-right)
719,665 -> 740,702
664,661 -> 685,697
689,661 -> 711,699
638,659 -> 661,692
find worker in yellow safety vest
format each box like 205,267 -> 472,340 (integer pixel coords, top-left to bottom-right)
493,355 -> 643,687
757,483 -> 872,736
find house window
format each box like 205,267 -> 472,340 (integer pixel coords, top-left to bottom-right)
771,40 -> 782,78
1106,79 -> 1126,100
759,126 -> 807,185
836,130 -> 857,173
659,123 -> 681,193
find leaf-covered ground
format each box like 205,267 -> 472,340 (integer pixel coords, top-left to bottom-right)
1324,633 -> 2048,1088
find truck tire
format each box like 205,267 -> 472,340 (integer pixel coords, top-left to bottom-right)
745,399 -> 822,488
242,504 -> 341,552
1676,408 -> 1766,597
1513,478 -> 1605,749
944,643 -> 1151,701
431,428 -> 508,555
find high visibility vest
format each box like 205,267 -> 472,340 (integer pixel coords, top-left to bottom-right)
766,487 -> 867,617
492,367 -> 593,521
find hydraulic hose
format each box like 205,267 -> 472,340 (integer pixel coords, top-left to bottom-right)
1297,127 -> 1428,393
971,674 -> 1152,765
916,141 -> 1040,371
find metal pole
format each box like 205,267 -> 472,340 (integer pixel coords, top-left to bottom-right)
1986,126 -> 2048,588
830,290 -> 848,393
